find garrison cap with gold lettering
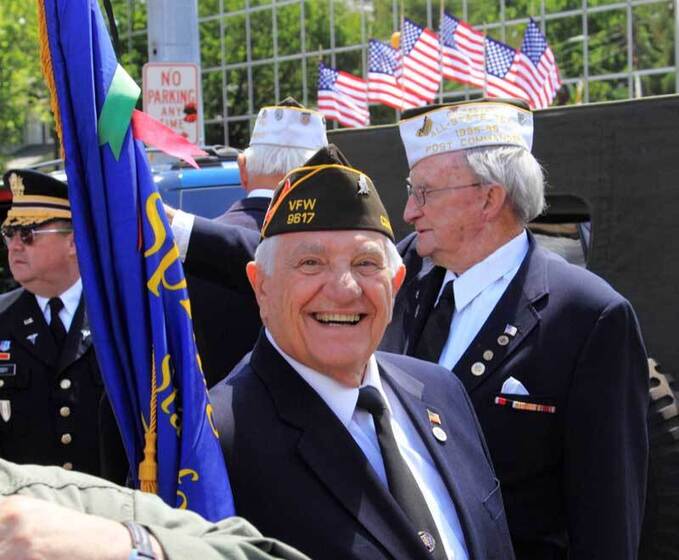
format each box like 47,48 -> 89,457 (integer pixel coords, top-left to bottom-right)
398,98 -> 534,169
1,169 -> 71,227
249,96 -> 328,151
261,144 -> 394,241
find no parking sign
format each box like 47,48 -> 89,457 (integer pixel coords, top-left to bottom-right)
143,62 -> 202,144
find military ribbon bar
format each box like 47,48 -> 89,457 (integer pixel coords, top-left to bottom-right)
495,396 -> 556,414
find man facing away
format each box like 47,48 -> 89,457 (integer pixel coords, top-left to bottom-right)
168,97 -> 328,386
0,169 -> 125,482
381,99 -> 649,559
209,146 -> 515,560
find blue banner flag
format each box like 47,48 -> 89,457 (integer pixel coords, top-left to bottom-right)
37,0 -> 234,520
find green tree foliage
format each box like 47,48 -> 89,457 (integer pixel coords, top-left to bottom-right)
0,3 -> 47,165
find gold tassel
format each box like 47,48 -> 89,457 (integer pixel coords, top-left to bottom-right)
139,348 -> 159,493
35,0 -> 64,159
139,431 -> 158,493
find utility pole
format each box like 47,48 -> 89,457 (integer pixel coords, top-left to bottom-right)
146,0 -> 204,145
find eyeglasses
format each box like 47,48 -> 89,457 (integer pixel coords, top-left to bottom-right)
1,225 -> 73,247
405,178 -> 482,207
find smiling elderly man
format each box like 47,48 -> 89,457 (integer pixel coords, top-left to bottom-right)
209,146 -> 515,560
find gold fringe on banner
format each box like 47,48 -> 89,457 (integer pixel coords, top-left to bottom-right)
139,349 -> 159,494
35,0 -> 64,158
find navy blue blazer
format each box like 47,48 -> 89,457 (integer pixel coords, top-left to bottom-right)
381,232 -> 649,560
210,333 -> 515,560
186,197 -> 268,387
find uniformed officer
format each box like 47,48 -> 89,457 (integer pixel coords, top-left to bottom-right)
167,97 -> 328,387
0,169 -> 124,481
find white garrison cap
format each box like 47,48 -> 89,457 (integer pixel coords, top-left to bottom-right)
398,100 -> 534,169
249,97 -> 328,151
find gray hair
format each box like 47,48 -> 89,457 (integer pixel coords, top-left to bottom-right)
254,234 -> 403,277
244,144 -> 318,176
464,146 -> 546,224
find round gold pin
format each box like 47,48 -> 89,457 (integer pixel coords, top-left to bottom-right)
482,350 -> 494,361
497,335 -> 510,346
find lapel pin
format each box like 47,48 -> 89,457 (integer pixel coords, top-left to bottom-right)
427,409 -> 441,425
0,340 -> 10,352
26,333 -> 38,345
497,335 -> 510,346
23,317 -> 34,326
81,329 -> 91,339
471,362 -> 486,376
482,349 -> 494,361
504,324 -> 518,337
427,409 -> 447,443
0,353 -> 10,361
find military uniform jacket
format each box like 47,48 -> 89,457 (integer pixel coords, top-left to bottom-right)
0,458 -> 310,560
210,333 -> 515,560
380,232 -> 649,560
186,197 -> 269,387
0,288 -> 125,481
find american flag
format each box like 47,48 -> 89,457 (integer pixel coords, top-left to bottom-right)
516,19 -> 561,108
367,39 -> 423,110
400,18 -> 442,103
317,62 -> 369,128
440,12 -> 485,88
484,36 -> 531,103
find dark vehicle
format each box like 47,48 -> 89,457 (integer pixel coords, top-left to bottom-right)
329,94 -> 679,560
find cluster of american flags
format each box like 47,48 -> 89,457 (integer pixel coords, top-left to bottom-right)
317,14 -> 561,128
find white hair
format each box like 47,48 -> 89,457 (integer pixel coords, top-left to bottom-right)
244,144 -> 317,176
254,234 -> 403,277
464,145 -> 546,224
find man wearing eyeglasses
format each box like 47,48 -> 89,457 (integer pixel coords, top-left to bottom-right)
0,169 -> 125,482
379,99 -> 649,560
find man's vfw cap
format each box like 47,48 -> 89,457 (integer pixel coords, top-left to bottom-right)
261,144 -> 394,241
398,98 -> 534,169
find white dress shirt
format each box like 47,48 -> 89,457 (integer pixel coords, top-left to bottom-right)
438,230 -> 529,370
34,278 -> 83,332
247,188 -> 274,199
266,330 -> 469,560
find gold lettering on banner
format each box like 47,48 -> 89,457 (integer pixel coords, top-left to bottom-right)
206,403 -> 219,437
180,298 -> 192,317
158,354 -> 181,436
144,193 -> 166,257
144,193 -> 187,296
176,469 -> 200,510
147,243 -> 187,296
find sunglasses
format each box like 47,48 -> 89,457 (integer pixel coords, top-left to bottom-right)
1,225 -> 74,246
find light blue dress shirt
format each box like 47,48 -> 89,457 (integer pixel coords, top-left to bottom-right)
266,330 -> 469,560
437,231 -> 529,370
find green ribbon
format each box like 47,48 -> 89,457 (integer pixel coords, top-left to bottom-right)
98,64 -> 141,160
